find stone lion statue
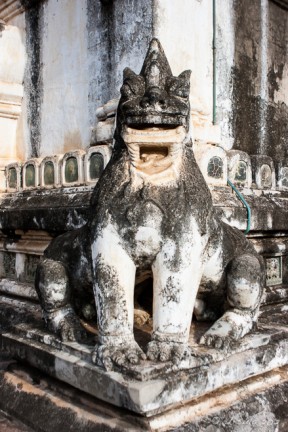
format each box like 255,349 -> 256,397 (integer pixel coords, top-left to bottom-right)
35,39 -> 265,370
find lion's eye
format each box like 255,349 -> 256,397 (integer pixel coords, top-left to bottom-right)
120,82 -> 134,98
120,74 -> 145,100
166,77 -> 190,99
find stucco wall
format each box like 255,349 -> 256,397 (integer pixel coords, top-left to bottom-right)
20,0 -> 154,158
40,0 -> 90,156
154,0 -> 213,118
0,13 -> 26,162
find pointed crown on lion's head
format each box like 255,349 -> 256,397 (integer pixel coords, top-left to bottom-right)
115,38 -> 192,150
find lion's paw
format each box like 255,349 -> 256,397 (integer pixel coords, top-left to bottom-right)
92,341 -> 146,371
200,310 -> 254,350
146,340 -> 192,364
48,311 -> 87,343
134,308 -> 151,327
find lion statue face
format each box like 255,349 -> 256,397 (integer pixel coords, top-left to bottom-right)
115,39 -> 192,181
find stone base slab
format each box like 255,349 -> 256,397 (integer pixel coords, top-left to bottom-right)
1,359 -> 288,431
1,296 -> 288,416
1,307 -> 288,415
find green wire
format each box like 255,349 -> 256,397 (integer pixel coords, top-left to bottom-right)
227,179 -> 251,235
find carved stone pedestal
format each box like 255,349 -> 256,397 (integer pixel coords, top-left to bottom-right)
1,296 -> 288,429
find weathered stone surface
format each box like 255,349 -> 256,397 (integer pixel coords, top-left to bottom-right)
231,0 -> 288,161
0,187 -> 91,232
3,184 -> 288,235
1,291 -> 288,416
1,356 -> 288,431
0,409 -> 33,432
32,39 -> 266,381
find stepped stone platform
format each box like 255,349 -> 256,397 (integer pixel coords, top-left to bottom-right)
1,295 -> 288,423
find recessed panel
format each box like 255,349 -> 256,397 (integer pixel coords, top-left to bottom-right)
25,164 -> 35,187
266,256 -> 282,286
44,161 -> 55,185
207,156 -> 223,179
234,160 -> 247,183
65,157 -> 78,183
89,153 -> 104,180
8,167 -> 17,189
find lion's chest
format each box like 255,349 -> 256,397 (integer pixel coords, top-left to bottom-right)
126,200 -> 164,259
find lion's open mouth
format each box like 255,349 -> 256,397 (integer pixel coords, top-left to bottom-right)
139,145 -> 169,162
122,125 -> 186,176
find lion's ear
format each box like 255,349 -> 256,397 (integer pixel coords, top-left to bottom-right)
123,67 -> 138,81
178,70 -> 192,82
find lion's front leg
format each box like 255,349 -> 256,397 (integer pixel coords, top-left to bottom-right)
91,225 -> 146,370
147,241 -> 204,364
35,258 -> 87,342
200,253 -> 264,350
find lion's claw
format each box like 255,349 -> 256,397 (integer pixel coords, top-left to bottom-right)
92,341 -> 146,371
59,316 -> 87,342
200,310 -> 254,350
146,340 -> 191,364
47,311 -> 87,343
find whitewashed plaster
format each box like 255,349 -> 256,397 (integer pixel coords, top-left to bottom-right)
0,14 -> 26,190
40,0 -> 90,156
153,0 -> 213,118
216,0 -> 235,150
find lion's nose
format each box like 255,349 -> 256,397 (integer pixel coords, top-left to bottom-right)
140,87 -> 166,109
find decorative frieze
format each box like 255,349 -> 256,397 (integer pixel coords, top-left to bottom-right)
276,160 -> 288,190
61,150 -> 86,187
4,145 -> 111,191
0,230 -> 51,288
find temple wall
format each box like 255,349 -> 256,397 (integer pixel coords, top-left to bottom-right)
0,1 -> 287,166
40,0 -> 90,156
1,4 -> 288,428
0,0 -> 288,305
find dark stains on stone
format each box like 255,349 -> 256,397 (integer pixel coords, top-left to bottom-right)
161,276 -> 181,305
268,63 -> 284,100
86,0 -> 113,122
94,256 -> 129,329
231,0 -> 288,162
231,62 -> 264,155
170,381 -> 288,431
20,0 -> 45,8
24,1 -> 44,158
94,257 -> 121,302
86,0 -> 153,127
32,39 -> 265,358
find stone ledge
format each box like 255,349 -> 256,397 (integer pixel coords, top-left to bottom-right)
1,298 -> 288,416
2,186 -> 288,232
0,357 -> 288,431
